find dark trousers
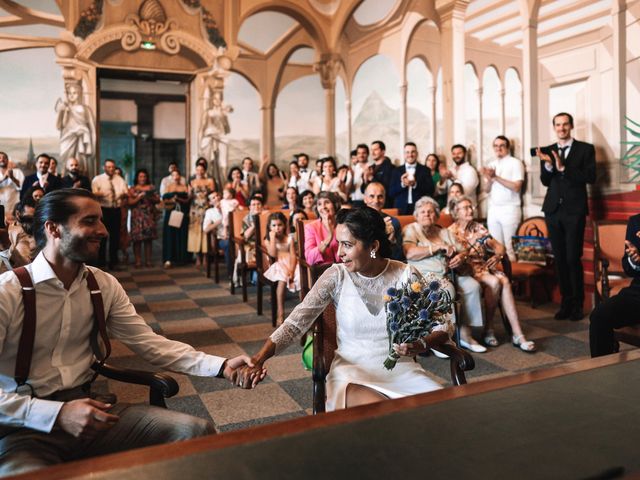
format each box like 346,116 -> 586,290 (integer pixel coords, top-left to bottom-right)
545,207 -> 586,311
99,207 -> 121,268
589,285 -> 640,356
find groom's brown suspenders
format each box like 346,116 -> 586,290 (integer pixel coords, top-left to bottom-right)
12,266 -> 112,393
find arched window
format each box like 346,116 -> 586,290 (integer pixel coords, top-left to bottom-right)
407,57 -> 434,158
481,66 -> 501,165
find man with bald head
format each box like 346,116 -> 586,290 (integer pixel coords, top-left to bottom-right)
61,157 -> 91,191
364,181 -> 404,260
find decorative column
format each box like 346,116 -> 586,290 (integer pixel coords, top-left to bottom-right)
499,88 -> 506,134
476,87 -> 484,166
520,6 -> 540,166
427,86 -> 437,153
315,56 -> 341,158
399,82 -> 408,148
260,105 -> 275,161
437,0 -> 469,150
520,89 -> 526,160
54,39 -> 98,177
612,0 -> 627,180
346,98 -> 352,152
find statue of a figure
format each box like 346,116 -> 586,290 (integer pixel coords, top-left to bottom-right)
55,81 -> 96,174
199,89 -> 232,172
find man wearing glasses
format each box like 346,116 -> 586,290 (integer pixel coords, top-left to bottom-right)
481,136 -> 524,261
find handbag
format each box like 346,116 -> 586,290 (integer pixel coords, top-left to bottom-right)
168,204 -> 184,228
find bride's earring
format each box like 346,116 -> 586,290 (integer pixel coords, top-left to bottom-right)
370,250 -> 376,259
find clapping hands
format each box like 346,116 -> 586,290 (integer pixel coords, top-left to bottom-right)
222,355 -> 267,389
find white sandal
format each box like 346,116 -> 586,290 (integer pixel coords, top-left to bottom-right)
512,335 -> 536,353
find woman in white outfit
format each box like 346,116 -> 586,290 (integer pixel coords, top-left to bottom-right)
241,207 -> 451,410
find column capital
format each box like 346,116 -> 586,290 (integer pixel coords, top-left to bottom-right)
314,54 -> 341,90
436,0 -> 469,23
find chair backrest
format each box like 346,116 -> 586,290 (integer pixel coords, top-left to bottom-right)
381,208 -> 399,217
594,220 -> 628,275
517,216 -> 548,238
397,215 -> 415,230
437,213 -> 453,228
230,209 -> 246,241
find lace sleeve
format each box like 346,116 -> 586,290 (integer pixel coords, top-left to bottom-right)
269,264 -> 343,353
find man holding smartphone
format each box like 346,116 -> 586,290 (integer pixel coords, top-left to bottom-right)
537,112 -> 596,320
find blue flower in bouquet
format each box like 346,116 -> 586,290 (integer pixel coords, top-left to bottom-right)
401,296 -> 412,309
418,309 -> 430,321
428,291 -> 441,302
388,301 -> 400,313
409,290 -> 420,301
428,280 -> 441,291
386,287 -> 399,297
389,321 -> 399,332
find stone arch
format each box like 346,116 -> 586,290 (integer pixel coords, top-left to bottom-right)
238,1 -> 329,53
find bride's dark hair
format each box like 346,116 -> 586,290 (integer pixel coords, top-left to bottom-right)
336,206 -> 392,258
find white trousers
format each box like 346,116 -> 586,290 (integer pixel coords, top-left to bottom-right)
487,205 -> 521,261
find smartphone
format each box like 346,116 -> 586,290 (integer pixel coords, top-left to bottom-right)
0,205 -> 5,229
530,146 -> 553,157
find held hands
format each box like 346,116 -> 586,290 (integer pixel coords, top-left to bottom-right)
223,355 -> 267,389
56,398 -> 119,439
625,240 -> 640,264
480,167 -> 496,179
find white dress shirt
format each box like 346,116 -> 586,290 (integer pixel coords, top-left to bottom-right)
405,163 -> 417,204
486,155 -> 524,208
296,168 -> 316,193
453,162 -> 479,206
0,253 -> 225,433
91,173 -> 128,208
0,169 -> 24,216
350,162 -> 371,202
36,172 -> 49,189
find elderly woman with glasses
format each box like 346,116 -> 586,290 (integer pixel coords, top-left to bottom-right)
403,196 -> 484,353
448,196 -> 536,353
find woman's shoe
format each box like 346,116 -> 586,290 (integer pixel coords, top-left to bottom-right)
163,261 -> 172,269
512,335 -> 536,353
431,348 -> 449,359
459,338 -> 487,353
484,330 -> 499,347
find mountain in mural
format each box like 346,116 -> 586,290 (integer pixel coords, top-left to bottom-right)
225,90 -> 434,169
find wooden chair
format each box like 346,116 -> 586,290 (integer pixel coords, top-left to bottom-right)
437,213 -> 453,228
92,363 -> 179,408
205,231 -> 224,283
397,215 -> 415,231
253,210 -> 287,326
592,220 -> 640,348
593,220 -> 631,304
509,216 -> 554,307
381,208 -> 399,217
228,209 -> 258,302
295,218 -> 328,299
310,294 -> 475,414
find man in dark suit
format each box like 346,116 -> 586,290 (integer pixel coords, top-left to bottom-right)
21,154 -> 64,201
389,142 -> 434,215
538,112 -> 595,320
589,214 -> 640,356
61,157 -> 91,191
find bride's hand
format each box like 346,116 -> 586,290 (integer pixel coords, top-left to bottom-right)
393,339 -> 428,357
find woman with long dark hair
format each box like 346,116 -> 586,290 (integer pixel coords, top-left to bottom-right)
128,168 -> 159,268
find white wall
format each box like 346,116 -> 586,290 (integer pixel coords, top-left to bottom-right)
99,99 -> 137,123
153,102 -> 186,139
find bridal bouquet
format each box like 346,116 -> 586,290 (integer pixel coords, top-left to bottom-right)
383,275 -> 454,370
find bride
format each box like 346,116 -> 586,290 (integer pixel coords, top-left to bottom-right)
238,207 -> 452,411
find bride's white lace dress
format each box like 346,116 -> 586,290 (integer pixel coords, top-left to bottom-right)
271,259 -> 449,411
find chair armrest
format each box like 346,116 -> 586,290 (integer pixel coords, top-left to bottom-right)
430,343 -> 475,386
92,362 -> 179,407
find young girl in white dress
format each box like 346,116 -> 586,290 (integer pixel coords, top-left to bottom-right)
263,212 -> 300,325
239,207 -> 452,411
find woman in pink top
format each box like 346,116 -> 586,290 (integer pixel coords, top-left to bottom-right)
304,191 -> 341,265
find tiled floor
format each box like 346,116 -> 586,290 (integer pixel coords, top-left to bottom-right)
99,263 -> 623,433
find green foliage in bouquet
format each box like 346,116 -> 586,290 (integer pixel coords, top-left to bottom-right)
383,274 -> 454,370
